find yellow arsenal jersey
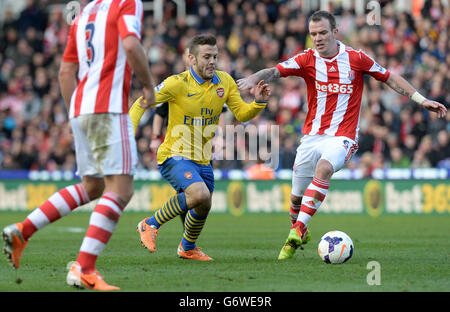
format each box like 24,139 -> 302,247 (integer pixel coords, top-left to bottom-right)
129,67 -> 267,165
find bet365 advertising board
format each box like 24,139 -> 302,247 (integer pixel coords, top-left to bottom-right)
0,179 -> 448,215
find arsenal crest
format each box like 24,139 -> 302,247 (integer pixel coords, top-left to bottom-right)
216,88 -> 224,98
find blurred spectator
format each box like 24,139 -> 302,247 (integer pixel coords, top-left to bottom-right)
411,150 -> 432,168
0,0 -> 448,174
246,149 -> 275,180
389,147 -> 411,168
17,0 -> 47,35
403,134 -> 418,159
428,129 -> 450,167
359,152 -> 374,178
279,135 -> 297,169
246,162 -> 275,180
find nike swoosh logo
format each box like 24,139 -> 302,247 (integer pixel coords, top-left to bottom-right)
81,276 -> 96,289
187,93 -> 199,97
339,244 -> 347,260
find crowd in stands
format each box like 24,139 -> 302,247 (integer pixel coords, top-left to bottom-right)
0,0 -> 448,178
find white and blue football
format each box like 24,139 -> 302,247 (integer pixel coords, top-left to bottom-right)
318,230 -> 354,264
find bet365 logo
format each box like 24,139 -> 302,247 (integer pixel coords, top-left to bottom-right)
315,81 -> 354,94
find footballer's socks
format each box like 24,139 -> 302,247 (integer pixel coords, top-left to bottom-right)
22,184 -> 90,240
181,209 -> 208,251
76,192 -> 125,274
296,177 -> 329,229
145,193 -> 188,228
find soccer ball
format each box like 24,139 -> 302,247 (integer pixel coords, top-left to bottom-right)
318,230 -> 354,264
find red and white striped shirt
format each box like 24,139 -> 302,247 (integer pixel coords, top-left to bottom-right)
62,0 -> 143,118
276,41 -> 390,141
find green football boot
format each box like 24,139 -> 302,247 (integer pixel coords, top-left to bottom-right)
278,227 -> 311,260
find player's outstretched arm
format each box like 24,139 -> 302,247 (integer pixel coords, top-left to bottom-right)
385,73 -> 447,118
237,67 -> 280,91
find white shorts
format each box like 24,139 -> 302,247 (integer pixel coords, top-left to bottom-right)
70,113 -> 137,177
291,134 -> 358,197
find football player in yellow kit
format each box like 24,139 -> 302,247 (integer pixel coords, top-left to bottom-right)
131,34 -> 271,260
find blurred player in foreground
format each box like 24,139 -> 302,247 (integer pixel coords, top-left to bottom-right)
2,0 -> 154,290
131,34 -> 271,260
237,10 -> 447,260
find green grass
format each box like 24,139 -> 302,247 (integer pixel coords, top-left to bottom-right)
0,212 -> 449,292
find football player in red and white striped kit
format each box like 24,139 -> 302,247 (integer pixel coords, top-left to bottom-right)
2,0 -> 155,289
237,10 -> 447,260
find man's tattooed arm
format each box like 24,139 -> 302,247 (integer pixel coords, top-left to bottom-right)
251,67 -> 281,84
384,73 -> 417,99
237,67 -> 281,90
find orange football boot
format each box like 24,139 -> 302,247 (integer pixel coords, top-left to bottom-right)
66,261 -> 120,291
2,223 -> 28,269
136,218 -> 158,252
177,243 -> 213,261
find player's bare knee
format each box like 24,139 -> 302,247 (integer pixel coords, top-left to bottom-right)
290,194 -> 302,206
120,190 -> 134,205
316,160 -> 334,180
194,193 -> 212,215
82,180 -> 104,200
191,190 -> 211,208
185,184 -> 211,210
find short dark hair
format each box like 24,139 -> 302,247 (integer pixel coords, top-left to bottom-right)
188,34 -> 217,56
309,10 -> 337,30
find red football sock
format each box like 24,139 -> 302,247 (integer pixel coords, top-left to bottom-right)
76,192 -> 125,274
22,184 -> 90,240
293,177 -> 330,233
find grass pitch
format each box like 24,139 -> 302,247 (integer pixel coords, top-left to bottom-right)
0,212 -> 449,292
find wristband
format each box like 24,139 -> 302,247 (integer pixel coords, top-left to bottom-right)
254,100 -> 268,104
411,91 -> 426,105
151,134 -> 161,140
